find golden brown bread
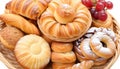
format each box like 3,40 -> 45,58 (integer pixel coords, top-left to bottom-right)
51,51 -> 76,63
0,14 -> 40,35
6,0 -> 51,20
38,0 -> 92,42
51,42 -> 73,52
14,34 -> 51,69
0,26 -> 24,50
52,62 -> 74,69
42,34 -> 53,44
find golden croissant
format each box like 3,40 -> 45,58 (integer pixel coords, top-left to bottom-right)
6,0 -> 51,20
0,14 -> 40,35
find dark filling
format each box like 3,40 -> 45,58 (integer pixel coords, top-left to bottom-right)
101,41 -> 107,47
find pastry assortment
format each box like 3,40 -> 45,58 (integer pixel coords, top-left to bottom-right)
0,0 -> 118,69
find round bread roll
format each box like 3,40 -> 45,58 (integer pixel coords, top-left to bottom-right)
38,0 -> 92,42
92,11 -> 113,30
14,34 -> 51,69
52,62 -> 74,69
0,26 -> 24,50
51,42 -> 73,52
51,51 -> 76,63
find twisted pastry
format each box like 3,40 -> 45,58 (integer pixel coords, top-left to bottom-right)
92,11 -> 113,30
0,14 -> 40,35
66,60 -> 94,69
38,0 -> 92,42
6,0 -> 51,20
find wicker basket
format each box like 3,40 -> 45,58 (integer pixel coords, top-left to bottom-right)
0,16 -> 120,69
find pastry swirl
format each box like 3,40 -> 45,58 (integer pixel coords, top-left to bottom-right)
38,0 -> 92,42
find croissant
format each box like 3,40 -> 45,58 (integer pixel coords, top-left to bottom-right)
66,60 -> 94,69
0,14 -> 40,35
38,0 -> 92,42
6,0 -> 51,20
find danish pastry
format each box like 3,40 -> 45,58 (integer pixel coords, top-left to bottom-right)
38,0 -> 92,42
0,14 -> 40,35
92,12 -> 113,30
0,26 -> 24,50
14,34 -> 51,69
6,0 -> 51,20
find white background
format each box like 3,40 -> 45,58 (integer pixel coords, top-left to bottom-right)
0,0 -> 120,69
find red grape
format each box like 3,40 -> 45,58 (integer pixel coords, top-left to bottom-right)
98,0 -> 106,7
106,1 -> 113,9
98,10 -> 107,21
82,0 -> 93,8
89,8 -> 96,16
96,2 -> 105,11
93,11 -> 99,19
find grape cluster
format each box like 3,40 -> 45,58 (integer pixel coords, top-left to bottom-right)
82,0 -> 113,21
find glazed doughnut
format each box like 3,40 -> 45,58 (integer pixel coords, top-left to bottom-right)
51,42 -> 73,52
37,0 -> 92,42
90,32 -> 116,59
80,38 -> 99,60
51,51 -> 76,63
14,34 -> 51,69
0,26 -> 24,50
52,62 -> 74,69
92,11 -> 113,30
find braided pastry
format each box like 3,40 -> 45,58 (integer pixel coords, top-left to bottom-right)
0,14 -> 40,35
38,0 -> 92,42
6,0 -> 51,20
